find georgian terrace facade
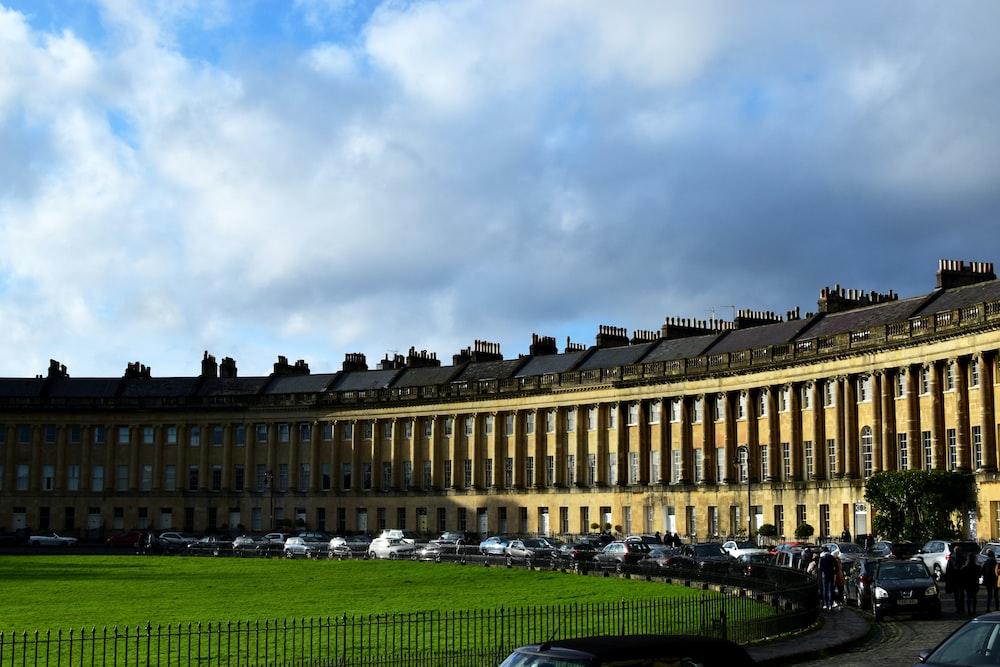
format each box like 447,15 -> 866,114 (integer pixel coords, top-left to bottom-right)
3,259 -> 1000,543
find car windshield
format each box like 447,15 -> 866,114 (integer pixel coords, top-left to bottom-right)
839,544 -> 865,554
499,651 -> 588,667
879,562 -> 928,579
693,545 -> 724,557
926,620 -> 1000,665
523,539 -> 546,547
735,541 -> 756,549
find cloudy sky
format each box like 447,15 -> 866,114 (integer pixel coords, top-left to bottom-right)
1,1 -> 999,378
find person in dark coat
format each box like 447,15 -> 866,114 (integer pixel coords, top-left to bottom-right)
945,551 -> 965,614
818,548 -> 837,610
963,552 -> 981,617
840,528 -> 851,542
982,550 -> 998,612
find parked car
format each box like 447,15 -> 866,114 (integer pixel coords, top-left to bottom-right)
431,531 -> 478,546
682,543 -> 730,571
735,551 -> 776,579
28,532 -> 78,547
915,611 -> 1000,666
499,634 -> 755,667
593,541 -> 651,569
328,535 -> 370,557
106,530 -> 144,548
870,540 -> 920,559
555,542 -> 600,562
368,536 -> 416,559
580,533 -> 615,548
870,558 -> 940,621
722,540 -> 769,559
376,529 -> 423,545
506,538 -> 557,559
822,541 -> 867,562
479,536 -> 510,555
412,542 -> 458,561
232,534 -> 270,556
284,536 -> 327,558
263,532 -> 291,545
975,542 -> 1000,567
625,534 -> 663,546
187,536 -> 233,556
158,531 -> 197,552
916,540 -> 980,581
844,556 -> 884,608
638,547 -> 696,572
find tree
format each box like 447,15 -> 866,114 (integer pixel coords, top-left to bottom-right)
757,523 -> 778,539
864,470 -> 976,543
794,523 -> 815,540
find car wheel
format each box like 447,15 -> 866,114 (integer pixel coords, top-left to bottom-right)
615,561 -> 623,573
388,552 -> 398,560
871,598 -> 882,621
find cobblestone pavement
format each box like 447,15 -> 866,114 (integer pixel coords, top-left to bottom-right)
791,603 -> 982,667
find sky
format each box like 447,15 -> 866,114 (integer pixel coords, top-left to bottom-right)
1,1 -> 1000,379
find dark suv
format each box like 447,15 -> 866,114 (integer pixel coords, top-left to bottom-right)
870,558 -> 940,621
500,634 -> 754,666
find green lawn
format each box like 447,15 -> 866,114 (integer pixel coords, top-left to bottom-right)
0,556 -> 702,632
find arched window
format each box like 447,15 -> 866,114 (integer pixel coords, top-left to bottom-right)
860,426 -> 874,477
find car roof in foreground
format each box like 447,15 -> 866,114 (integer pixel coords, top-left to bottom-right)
525,634 -> 754,664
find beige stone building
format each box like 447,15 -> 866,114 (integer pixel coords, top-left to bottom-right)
3,259 -> 1000,543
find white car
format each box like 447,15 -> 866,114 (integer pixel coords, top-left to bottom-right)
368,537 -> 416,559
29,532 -> 78,547
722,540 -> 769,559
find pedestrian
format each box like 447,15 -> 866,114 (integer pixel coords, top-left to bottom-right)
806,553 -> 819,577
654,531 -> 662,544
963,552 -> 980,616
983,550 -> 998,612
840,528 -> 851,543
834,555 -> 846,606
945,549 -> 965,614
818,548 -> 837,610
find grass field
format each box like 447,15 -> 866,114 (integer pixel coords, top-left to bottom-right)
0,555 -> 702,632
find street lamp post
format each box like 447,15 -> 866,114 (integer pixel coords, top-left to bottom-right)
737,445 -> 752,541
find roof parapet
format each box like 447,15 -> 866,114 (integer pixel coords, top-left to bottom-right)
453,340 -> 502,365
936,259 -> 996,289
818,285 -> 897,314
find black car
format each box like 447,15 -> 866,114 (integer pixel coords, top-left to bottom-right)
870,559 -> 941,621
916,611 -> 1000,666
499,634 -> 755,667
638,547 -> 697,572
556,542 -> 600,562
682,543 -> 730,571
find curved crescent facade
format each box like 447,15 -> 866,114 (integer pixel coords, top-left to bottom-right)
2,259 -> 1000,542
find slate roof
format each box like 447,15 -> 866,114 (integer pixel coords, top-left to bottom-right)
453,358 -> 526,382
913,279 -> 1000,316
0,378 -> 45,398
46,378 -> 121,398
515,349 -> 592,377
642,334 -> 721,363
330,370 -> 400,392
197,377 -> 271,397
799,296 -> 927,339
119,377 -> 202,398
265,373 -> 339,394
705,318 -> 817,355
391,365 -> 463,388
576,341 -> 657,371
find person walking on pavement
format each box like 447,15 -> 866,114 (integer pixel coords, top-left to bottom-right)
946,549 -> 965,614
983,549 -> 998,612
963,552 -> 981,617
818,548 -> 837,610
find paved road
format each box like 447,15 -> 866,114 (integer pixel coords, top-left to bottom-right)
792,601 -> 982,667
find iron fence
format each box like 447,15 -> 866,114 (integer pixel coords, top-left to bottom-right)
0,582 -> 815,667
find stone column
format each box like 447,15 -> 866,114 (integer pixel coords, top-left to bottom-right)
471,413 -> 484,489
616,403 -> 628,486
880,369 -> 896,471
905,366 -> 922,468
660,399 -> 672,484
789,383 -> 803,481
350,420 -> 363,492
596,404 -> 609,485
242,421 -> 254,494
956,356 -> 972,472
513,411 -> 526,488
310,420 -> 321,492
221,424 -> 233,490
871,373 -> 884,474
930,361 -> 945,469
430,416 -> 444,489
198,425 -> 210,491
638,400 -> 651,485
745,390 -> 759,484
575,406 -> 588,487
177,425 -> 189,491
724,392 -> 737,483
154,424 -> 165,492
492,413 -> 505,489
701,394 -> 715,484
55,425 -> 67,491
980,351 -> 997,471
767,387 -> 780,481
80,425 -> 92,491
844,375 -> 858,478
811,382 -> 826,480
288,422 -> 300,493
679,396 -> 693,484
834,378 -> 846,477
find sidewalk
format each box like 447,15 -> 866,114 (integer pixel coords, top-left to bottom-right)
747,606 -> 871,665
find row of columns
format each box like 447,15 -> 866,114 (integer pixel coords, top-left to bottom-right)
3,352 -> 997,494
